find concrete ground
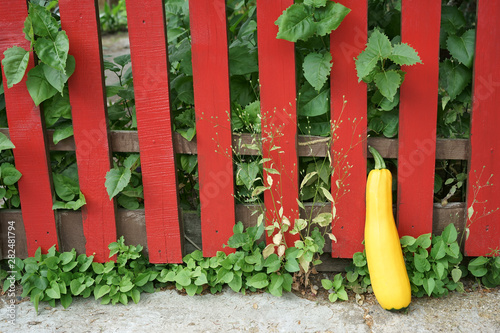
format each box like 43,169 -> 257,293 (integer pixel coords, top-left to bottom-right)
1,286 -> 499,333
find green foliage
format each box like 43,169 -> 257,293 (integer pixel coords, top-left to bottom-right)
0,133 -> 22,208
468,253 -> 500,288
2,3 -> 73,106
99,0 -> 128,33
402,224 -> 465,297
321,273 -> 348,302
275,1 -> 350,42
355,29 -> 421,103
105,154 -> 143,209
3,222 -> 499,313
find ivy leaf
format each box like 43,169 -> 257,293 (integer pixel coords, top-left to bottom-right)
298,83 -> 329,117
388,43 -> 422,66
447,29 -> 475,68
42,55 -> 75,93
275,4 -> 316,42
314,2 -> 351,36
2,46 -> 30,88
374,70 -> 401,102
439,59 -> 472,101
29,3 -> 59,40
34,31 -> 70,73
303,51 -> 332,92
0,132 -> 15,151
105,167 -> 132,200
26,65 -> 58,106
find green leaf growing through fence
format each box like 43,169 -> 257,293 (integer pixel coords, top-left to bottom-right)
34,31 -> 70,73
26,65 -> 58,106
303,51 -> 332,92
1,46 -> 30,88
105,167 -> 132,200
1,163 -> 22,185
29,3 -> 59,40
374,70 -> 401,102
0,132 -> 15,152
439,59 -> 472,101
388,43 -> 422,66
275,4 -> 316,42
447,29 -> 475,68
314,2 -> 350,36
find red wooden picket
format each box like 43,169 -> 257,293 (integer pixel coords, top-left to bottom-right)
256,0 -> 299,247
59,0 -> 116,262
126,0 -> 183,263
190,0 -> 236,256
465,0 -> 500,256
397,0 -> 441,238
0,0 -> 58,256
330,0 -> 367,257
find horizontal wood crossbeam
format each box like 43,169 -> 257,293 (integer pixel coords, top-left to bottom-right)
0,128 -> 469,160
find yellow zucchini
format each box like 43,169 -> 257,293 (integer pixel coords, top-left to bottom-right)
365,146 -> 411,311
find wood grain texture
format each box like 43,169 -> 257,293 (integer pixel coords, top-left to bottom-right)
59,0 -> 116,262
397,0 -> 441,238
126,0 -> 183,263
0,0 -> 58,256
330,0 -> 368,257
257,0 -> 299,247
0,210 -> 28,259
190,0 -> 236,256
465,0 -> 500,256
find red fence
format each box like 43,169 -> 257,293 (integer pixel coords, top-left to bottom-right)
0,0 -> 499,263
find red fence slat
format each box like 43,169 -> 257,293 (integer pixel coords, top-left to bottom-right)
257,0 -> 299,247
0,0 -> 58,255
465,0 -> 500,256
330,0 -> 367,257
397,0 -> 441,238
190,0 -> 236,256
59,0 -> 116,262
126,0 -> 183,263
